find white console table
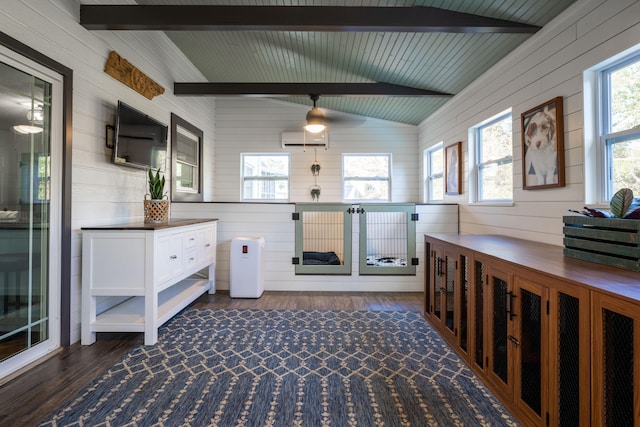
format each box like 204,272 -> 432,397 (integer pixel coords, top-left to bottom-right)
81,219 -> 217,345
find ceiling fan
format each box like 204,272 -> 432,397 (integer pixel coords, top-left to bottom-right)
303,94 -> 365,132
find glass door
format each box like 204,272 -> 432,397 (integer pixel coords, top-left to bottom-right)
0,48 -> 61,377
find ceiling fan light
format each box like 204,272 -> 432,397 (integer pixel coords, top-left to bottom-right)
304,122 -> 326,133
305,107 -> 326,133
13,124 -> 43,134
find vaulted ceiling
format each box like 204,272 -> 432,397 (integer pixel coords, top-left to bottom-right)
80,1 -> 578,125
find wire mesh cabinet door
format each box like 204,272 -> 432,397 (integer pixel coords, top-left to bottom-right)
592,292 -> 640,427
547,281 -> 590,427
294,203 -> 352,275
358,203 -> 416,275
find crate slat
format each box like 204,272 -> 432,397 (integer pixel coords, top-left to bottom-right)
563,216 -> 640,272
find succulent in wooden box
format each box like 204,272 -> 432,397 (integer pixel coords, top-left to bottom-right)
569,188 -> 640,219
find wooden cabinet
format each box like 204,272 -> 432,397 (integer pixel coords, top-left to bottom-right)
81,219 -> 218,346
425,233 -> 640,426
426,243 -> 469,354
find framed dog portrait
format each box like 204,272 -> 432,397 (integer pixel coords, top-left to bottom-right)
445,141 -> 462,195
521,96 -> 565,190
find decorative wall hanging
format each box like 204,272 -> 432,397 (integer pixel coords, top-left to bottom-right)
445,141 -> 462,195
521,96 -> 565,190
104,51 -> 165,100
310,149 -> 321,201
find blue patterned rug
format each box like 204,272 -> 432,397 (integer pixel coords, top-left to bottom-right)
41,309 -> 518,426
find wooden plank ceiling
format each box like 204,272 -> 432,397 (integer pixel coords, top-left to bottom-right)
81,0 -> 578,125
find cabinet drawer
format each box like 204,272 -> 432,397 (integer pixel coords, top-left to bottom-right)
183,247 -> 198,270
183,232 -> 198,249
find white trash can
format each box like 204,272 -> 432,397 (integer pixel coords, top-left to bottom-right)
230,237 -> 265,298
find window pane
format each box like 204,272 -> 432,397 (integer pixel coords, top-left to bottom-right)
430,148 -> 443,175
477,114 -> 512,201
242,154 -> 289,200
176,162 -> 196,192
344,179 -> 389,200
610,135 -> 640,195
343,154 -> 390,201
243,155 -> 289,177
243,179 -> 289,200
609,60 -> 640,133
479,119 -> 512,163
431,176 -> 444,200
344,155 -> 389,177
479,162 -> 512,201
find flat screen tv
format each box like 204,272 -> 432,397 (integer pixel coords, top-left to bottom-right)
112,101 -> 168,170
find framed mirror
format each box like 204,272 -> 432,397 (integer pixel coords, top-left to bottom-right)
171,113 -> 203,202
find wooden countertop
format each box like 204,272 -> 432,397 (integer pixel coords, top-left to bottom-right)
425,233 -> 640,303
81,218 -> 218,231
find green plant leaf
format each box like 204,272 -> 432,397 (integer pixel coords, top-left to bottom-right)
610,188 -> 634,218
147,168 -> 166,199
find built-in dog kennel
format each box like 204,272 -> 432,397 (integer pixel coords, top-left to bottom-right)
293,203 -> 417,275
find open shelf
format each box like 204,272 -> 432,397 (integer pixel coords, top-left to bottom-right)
92,278 -> 211,333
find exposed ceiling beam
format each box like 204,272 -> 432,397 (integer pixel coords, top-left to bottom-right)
173,83 -> 453,97
80,5 -> 540,33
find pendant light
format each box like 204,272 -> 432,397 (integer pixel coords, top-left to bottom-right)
304,94 -> 326,134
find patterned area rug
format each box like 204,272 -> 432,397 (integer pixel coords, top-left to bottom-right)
41,309 -> 519,426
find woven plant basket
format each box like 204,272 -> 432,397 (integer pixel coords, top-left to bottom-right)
144,195 -> 170,223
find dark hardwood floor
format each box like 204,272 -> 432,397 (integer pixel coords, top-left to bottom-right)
0,291 -> 423,427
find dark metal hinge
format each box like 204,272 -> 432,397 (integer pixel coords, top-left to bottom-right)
411,213 -> 419,221
411,258 -> 419,266
292,212 -> 300,220
292,257 -> 300,264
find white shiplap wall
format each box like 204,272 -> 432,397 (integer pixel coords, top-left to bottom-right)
172,202 -> 458,292
418,0 -> 640,246
1,0 -> 216,343
214,97 -> 419,203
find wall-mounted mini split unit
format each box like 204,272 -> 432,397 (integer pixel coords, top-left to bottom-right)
281,132 -> 328,149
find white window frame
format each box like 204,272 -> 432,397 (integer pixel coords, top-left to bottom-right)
424,142 -> 444,202
598,52 -> 640,202
241,153 -> 290,201
342,153 -> 392,202
469,110 -> 513,203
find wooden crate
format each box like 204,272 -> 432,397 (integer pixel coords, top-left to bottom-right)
563,216 -> 640,271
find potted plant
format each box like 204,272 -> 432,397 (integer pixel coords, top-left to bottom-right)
144,169 -> 169,223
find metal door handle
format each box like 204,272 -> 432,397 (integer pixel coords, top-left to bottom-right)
506,291 -> 517,320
